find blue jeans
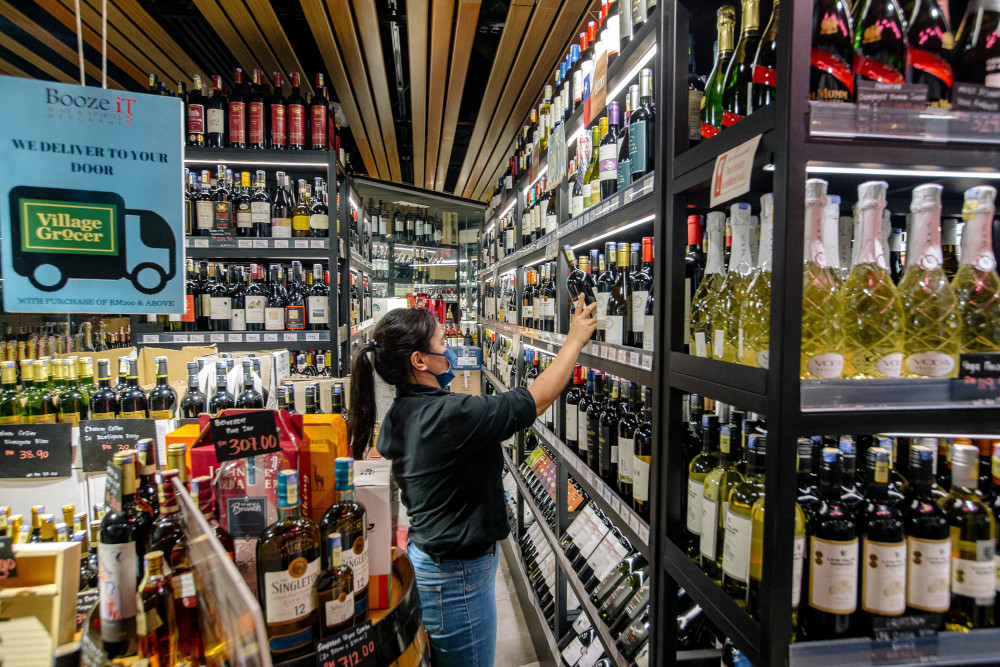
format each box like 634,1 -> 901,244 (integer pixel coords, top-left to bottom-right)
407,539 -> 499,667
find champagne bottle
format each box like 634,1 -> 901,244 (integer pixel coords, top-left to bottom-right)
853,0 -> 908,83
952,186 -> 1000,352
801,179 -> 846,378
898,184 -> 961,378
953,0 -> 1000,87
722,0 -> 762,125
752,0 -> 780,110
738,194 -> 773,368
810,0 -> 856,102
701,6 -> 738,138
710,203 -> 754,363
842,181 -> 905,378
690,212 -> 727,357
907,0 -> 955,107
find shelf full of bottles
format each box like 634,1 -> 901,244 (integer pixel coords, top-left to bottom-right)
655,0 -> 1000,660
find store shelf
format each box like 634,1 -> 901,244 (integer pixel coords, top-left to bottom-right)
483,367 -> 509,392
788,628 -> 1000,666
809,100 -> 1000,147
502,448 -> 633,667
575,340 -> 655,387
671,106 -> 777,186
496,231 -> 560,275
139,330 -> 330,351
349,253 -> 374,274
183,146 -> 332,167
558,172 -> 657,249
349,318 -> 374,341
499,535 -> 562,665
185,236 -> 332,259
391,243 -> 459,252
669,353 -> 769,415
531,420 -> 651,561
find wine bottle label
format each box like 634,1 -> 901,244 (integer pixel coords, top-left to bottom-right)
906,536 -> 950,612
595,293 -> 610,329
578,520 -> 611,560
618,436 -> 634,483
98,541 -> 138,624
577,643 -> 606,667
565,504 -> 596,542
288,104 -> 305,145
700,498 -> 719,559
875,352 -> 904,378
631,291 -> 648,330
271,104 -> 287,146
229,102 -> 246,143
250,201 -> 270,224
988,57 -> 1000,87
149,409 -> 174,420
806,352 -> 844,378
307,296 -> 329,324
187,104 -> 205,134
120,410 -> 146,419
722,510 -> 753,582
285,305 -> 306,329
687,477 -> 703,533
561,637 -> 586,665
206,108 -> 224,134
230,308 -> 246,331
752,65 -> 777,88
643,315 -> 654,351
904,352 -> 955,378
688,90 -> 703,141
634,642 -> 650,667
792,533 -> 805,605
248,102 -> 264,143
183,294 -> 196,322
572,610 -> 592,634
196,201 -> 214,229
853,55 -> 905,84
58,412 -> 81,427
629,120 -> 647,175
546,213 -> 557,234
246,296 -> 266,324
263,557 -> 320,624
617,157 -> 631,191
951,540 -> 995,600
713,328 -> 725,359
523,305 -> 533,320
861,539 -> 906,615
599,144 -> 618,181
210,296 -> 232,320
27,413 -> 57,424
324,591 -> 354,626
810,48 -> 854,100
214,201 -> 233,229
236,206 -> 252,228
271,217 -> 292,237
265,307 -> 285,330
578,406 -> 589,452
808,536 -> 858,614
606,315 -> 624,345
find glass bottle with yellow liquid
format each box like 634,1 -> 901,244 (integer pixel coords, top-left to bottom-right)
690,211 -> 727,357
842,180 -> 905,378
898,184 -> 961,378
700,417 -> 743,582
26,360 -> 57,424
722,433 -> 766,605
952,186 -> 1000,353
801,178 -> 846,378
738,193 -> 773,367
823,194 -> 844,288
0,361 -> 22,424
710,202 -> 755,362
687,413 -> 720,559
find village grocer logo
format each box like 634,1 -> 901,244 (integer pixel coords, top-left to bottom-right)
20,199 -> 117,255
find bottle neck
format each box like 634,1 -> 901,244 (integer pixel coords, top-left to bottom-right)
907,207 -> 944,269
728,220 -> 754,276
705,219 -> 726,275
804,200 -> 828,265
961,209 -> 998,271
855,204 -> 888,268
277,503 -> 300,521
818,467 -> 842,500
336,487 -> 355,503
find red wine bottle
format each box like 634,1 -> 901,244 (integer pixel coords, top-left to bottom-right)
953,0 -> 1000,87
907,0 -> 955,107
563,245 -> 597,305
853,0 -> 908,84
247,69 -> 266,149
268,72 -> 287,149
811,0 -> 856,101
287,72 -> 306,150
228,68 -> 247,148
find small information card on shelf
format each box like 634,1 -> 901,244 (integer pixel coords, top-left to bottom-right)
952,353 -> 1000,405
316,621 -> 376,667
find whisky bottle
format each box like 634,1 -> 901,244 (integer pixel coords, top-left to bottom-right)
940,443 -> 996,630
899,184 -> 961,378
859,447 -> 907,628
137,550 -> 176,665
687,413 -> 719,559
802,448 -> 858,640
842,181 -> 905,378
952,186 -> 1000,352
320,458 -> 369,623
256,470 -> 321,660
710,203 -> 755,363
723,433 -> 765,604
801,179 -> 846,379
99,452 -> 141,657
690,212 -> 727,357
902,444 -> 950,619
316,532 -> 355,637
738,193 -> 773,368
701,417 -> 743,582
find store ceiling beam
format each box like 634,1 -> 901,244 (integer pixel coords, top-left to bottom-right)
327,0 -> 391,179
0,0 -> 125,89
424,0 -> 454,190
110,0 -> 208,83
406,0 -> 428,187
0,57 -> 32,78
452,0 -> 533,196
461,0 -> 562,199
471,0 -> 592,200
189,0 -> 263,78
77,0 -> 186,84
0,35 -> 76,84
244,0 -> 313,93
299,0 -> 378,176
211,0 -> 286,83
36,0 -> 146,87
435,0 -> 481,191
352,0 -> 402,181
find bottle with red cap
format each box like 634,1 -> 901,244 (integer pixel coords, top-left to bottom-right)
631,238 -> 654,348
268,72 -> 287,149
310,74 -> 328,150
287,72 -> 307,150
228,68 -> 247,149
247,69 -> 266,149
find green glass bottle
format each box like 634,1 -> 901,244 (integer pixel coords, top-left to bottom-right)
0,361 -> 22,424
58,357 -> 89,427
687,413 -> 719,559
952,186 -> 1000,353
723,433 -> 765,605
701,418 -> 744,582
721,0 -> 762,125
26,360 -> 57,424
700,6 -> 737,138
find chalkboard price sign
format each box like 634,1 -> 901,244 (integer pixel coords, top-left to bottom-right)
952,353 -> 1000,405
0,536 -> 17,580
210,411 -> 281,462
80,418 -> 157,473
315,621 -> 376,667
224,497 -> 267,538
0,423 -> 72,479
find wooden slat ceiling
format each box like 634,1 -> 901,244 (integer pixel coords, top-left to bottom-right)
1,0 -> 600,201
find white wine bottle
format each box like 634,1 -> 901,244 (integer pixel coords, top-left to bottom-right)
822,194 -> 844,287
710,202 -> 755,363
801,178 -> 846,379
842,181 -> 905,378
899,184 -> 961,378
952,186 -> 1000,353
738,194 -> 773,368
690,211 -> 727,357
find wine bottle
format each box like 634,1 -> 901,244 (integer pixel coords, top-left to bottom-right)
902,444 -> 950,620
842,181 -> 905,378
908,0 -> 955,107
752,0 -> 780,110
268,72 -> 287,149
722,433 -> 765,605
606,243 -> 632,346
563,245 -> 598,305
688,35 -> 706,146
859,447 -> 907,628
628,69 -> 654,182
710,203 -> 754,363
722,0 -> 762,125
953,0 -> 1000,87
209,362 -> 234,412
811,0 -> 856,101
631,386 -> 653,518
206,75 -> 227,147
287,73 -> 306,149
584,126 -> 601,209
687,413 -> 719,559
599,102 -> 621,199
898,184 -> 961,378
952,186 -> 1000,353
853,0 -> 908,85
702,6 -> 738,137
738,194 -> 773,368
310,74 -> 328,150
701,415 -> 742,582
99,452 -> 142,657
690,212 -> 727,358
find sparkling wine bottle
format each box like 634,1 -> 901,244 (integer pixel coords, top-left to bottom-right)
811,0 -> 856,101
738,194 -> 773,368
953,0 -> 1000,87
710,203 -> 755,363
907,0 -> 955,107
801,179 -> 846,379
690,212 -> 727,358
853,0 -> 908,84
952,186 -> 1000,352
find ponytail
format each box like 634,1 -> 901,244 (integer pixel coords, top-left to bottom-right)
347,307 -> 439,458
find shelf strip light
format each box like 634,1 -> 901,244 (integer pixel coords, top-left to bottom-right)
413,261 -> 457,266
805,165 -> 1000,179
571,213 -> 656,250
523,166 -> 549,197
607,44 -> 657,103
183,158 -> 327,168
499,198 -> 517,220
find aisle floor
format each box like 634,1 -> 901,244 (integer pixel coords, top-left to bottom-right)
496,547 -> 542,667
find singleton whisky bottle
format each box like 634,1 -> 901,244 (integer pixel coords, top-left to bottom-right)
257,470 -> 321,661
320,458 -> 369,623
811,0 -> 856,101
723,433 -> 765,605
99,452 -> 140,657
722,0 -> 762,125
738,193 -> 773,368
842,181 -> 905,378
688,413 -> 720,559
853,0 -> 908,83
701,417 -> 743,582
940,443 -> 996,630
710,203 -> 754,363
802,448 -> 858,640
859,447 -> 907,629
952,186 -> 1000,352
801,179 -> 846,378
702,6 -> 737,138
907,0 -> 955,107
137,550 -> 176,665
690,212 -> 727,358
902,445 -> 950,620
316,532 -> 355,637
898,184 -> 961,378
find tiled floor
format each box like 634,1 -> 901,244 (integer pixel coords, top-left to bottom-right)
495,547 -> 542,667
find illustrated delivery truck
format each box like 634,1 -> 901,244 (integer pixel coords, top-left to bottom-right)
8,186 -> 176,293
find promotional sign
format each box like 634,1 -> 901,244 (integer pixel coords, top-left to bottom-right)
210,410 -> 281,462
80,418 -> 157,473
0,76 -> 184,314
315,621 -> 376,667
709,134 -> 762,207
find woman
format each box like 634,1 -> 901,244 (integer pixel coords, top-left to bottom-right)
348,295 -> 598,666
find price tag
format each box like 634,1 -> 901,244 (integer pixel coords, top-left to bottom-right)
211,334 -> 225,343
953,353 -> 1000,404
641,354 -> 652,370
283,333 -> 298,341
193,238 -> 208,248
629,351 -> 640,366
104,458 -> 123,512
188,334 -> 205,342
0,536 -> 16,580
617,348 -> 627,363
245,333 -> 260,342
294,239 -> 309,248
601,486 -> 612,503
629,513 -> 640,533
315,621 -> 377,667
306,333 -> 320,341
142,334 -> 159,343
80,419 -> 157,473
0,423 -> 72,479
172,334 -> 188,343
252,240 -> 268,248
224,497 -> 268,538
264,333 -> 278,342
228,334 -> 243,342
210,411 -> 282,463
185,238 -> 194,248
311,239 -> 325,248
612,497 -> 622,515
601,345 -> 611,360
237,239 -> 252,248
638,524 -> 649,544
274,239 -> 289,248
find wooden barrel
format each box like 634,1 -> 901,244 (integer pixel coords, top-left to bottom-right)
370,547 -> 431,667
